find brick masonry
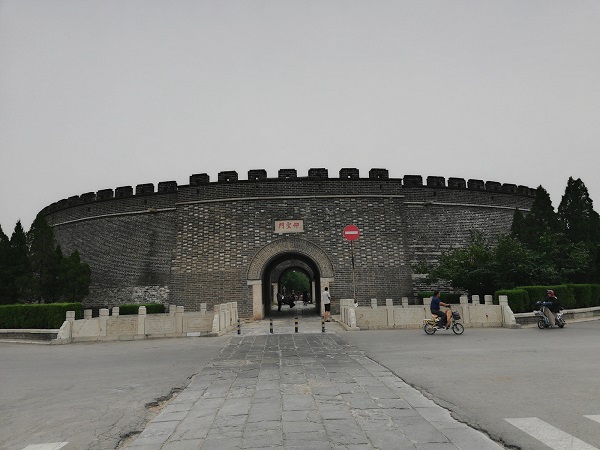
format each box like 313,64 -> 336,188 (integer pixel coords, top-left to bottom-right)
42,169 -> 534,318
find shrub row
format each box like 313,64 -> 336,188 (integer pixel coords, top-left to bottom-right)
0,303 -> 84,329
118,303 -> 166,315
494,284 -> 600,313
417,292 -> 463,304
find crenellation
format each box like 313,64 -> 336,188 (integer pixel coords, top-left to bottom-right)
80,192 -> 96,203
190,173 -> 210,185
448,177 -> 466,189
115,186 -> 133,198
308,168 -> 328,179
158,181 -> 177,193
248,169 -> 267,181
97,189 -> 114,200
218,171 -> 238,182
468,179 -> 485,190
485,181 -> 502,192
369,168 -> 389,180
135,184 -> 154,196
403,175 -> 423,187
339,168 -> 359,179
426,176 -> 445,188
502,183 -> 517,194
278,169 -> 297,179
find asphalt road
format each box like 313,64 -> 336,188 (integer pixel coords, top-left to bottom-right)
0,336 -> 228,450
343,320 -> 600,450
2,319 -> 599,450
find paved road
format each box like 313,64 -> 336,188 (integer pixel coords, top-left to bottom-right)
343,319 -> 600,450
2,309 -> 599,450
0,336 -> 228,450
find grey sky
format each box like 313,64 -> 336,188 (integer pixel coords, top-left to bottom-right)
1,0 -> 599,233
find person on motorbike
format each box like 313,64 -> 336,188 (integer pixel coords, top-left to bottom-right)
542,289 -> 558,327
430,291 -> 452,329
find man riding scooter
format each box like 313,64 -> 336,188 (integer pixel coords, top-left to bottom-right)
541,290 -> 561,327
430,291 -> 452,329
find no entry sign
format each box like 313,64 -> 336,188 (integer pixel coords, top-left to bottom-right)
343,224 -> 360,241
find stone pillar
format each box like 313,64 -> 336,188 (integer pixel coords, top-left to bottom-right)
138,306 -> 146,336
219,304 -> 226,331
423,297 -> 432,308
99,308 -> 109,337
484,295 -> 493,305
460,296 -> 470,326
499,295 -> 518,328
84,309 -> 92,320
225,303 -> 232,328
386,299 -> 394,327
371,298 -> 378,309
66,311 -> 76,322
472,295 -> 480,305
232,302 -> 238,324
112,307 -> 119,317
175,306 -> 184,334
169,304 -> 176,316
402,297 -> 409,307
200,303 -> 207,316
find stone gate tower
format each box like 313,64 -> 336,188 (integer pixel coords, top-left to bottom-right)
41,168 -> 534,319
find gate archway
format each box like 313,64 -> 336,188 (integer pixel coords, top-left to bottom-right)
247,238 -> 334,320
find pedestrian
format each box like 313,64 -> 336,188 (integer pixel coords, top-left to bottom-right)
322,286 -> 331,322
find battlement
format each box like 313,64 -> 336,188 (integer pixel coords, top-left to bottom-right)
40,168 -> 536,215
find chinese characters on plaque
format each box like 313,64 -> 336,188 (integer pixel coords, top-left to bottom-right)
274,220 -> 304,234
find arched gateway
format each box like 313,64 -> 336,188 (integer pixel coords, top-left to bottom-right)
247,238 -> 334,320
40,168 -> 535,318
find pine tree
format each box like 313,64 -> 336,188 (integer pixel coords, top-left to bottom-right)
8,221 -> 31,303
27,214 -> 61,303
558,177 -> 600,244
0,225 -> 11,304
58,250 -> 91,302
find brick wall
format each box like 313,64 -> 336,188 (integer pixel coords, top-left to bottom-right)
42,170 -> 534,316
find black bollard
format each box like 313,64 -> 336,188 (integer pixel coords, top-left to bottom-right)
270,318 -> 273,334
322,319 -> 325,333
237,318 -> 241,335
295,316 -> 298,333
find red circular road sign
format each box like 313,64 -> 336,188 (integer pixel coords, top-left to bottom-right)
343,224 -> 360,241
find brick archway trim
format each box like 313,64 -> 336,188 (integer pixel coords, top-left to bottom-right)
247,238 -> 335,281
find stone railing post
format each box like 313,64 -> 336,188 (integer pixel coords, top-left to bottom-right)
472,295 -> 480,306
402,297 -> 409,307
371,298 -> 378,309
175,306 -> 184,334
386,299 -> 394,327
200,303 -> 207,316
169,304 -> 176,316
499,295 -> 518,328
112,307 -> 119,317
232,302 -> 238,324
84,309 -> 92,320
99,308 -> 109,337
225,303 -> 232,328
460,296 -> 470,325
484,295 -> 493,305
138,306 -> 146,336
219,304 -> 226,331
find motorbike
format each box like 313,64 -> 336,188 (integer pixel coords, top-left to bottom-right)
423,306 -> 464,335
533,301 -> 565,329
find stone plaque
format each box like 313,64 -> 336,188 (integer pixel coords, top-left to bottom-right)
274,220 -> 304,234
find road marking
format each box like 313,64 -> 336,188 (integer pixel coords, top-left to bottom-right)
585,416 -> 600,424
21,444 -> 68,450
505,417 -> 598,450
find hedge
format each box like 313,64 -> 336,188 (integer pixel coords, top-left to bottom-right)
0,303 -> 84,329
494,284 -> 600,312
494,289 -> 530,313
417,292 -> 463,304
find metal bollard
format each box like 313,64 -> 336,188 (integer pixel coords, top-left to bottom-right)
237,318 -> 241,335
322,319 -> 325,333
295,316 -> 298,333
270,318 -> 273,334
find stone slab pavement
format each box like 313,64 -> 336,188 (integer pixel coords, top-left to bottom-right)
124,312 -> 503,449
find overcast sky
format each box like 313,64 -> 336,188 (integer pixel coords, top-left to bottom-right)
1,1 -> 600,234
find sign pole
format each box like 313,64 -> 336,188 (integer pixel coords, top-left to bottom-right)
343,224 -> 360,303
350,240 -> 356,302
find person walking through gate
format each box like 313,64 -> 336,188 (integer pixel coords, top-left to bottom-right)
322,287 -> 331,322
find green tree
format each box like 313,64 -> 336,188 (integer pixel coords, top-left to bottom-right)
512,186 -> 558,250
57,249 -> 91,302
8,222 -> 31,303
280,270 -> 309,295
0,225 -> 11,304
26,214 -> 61,302
558,177 -> 600,244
